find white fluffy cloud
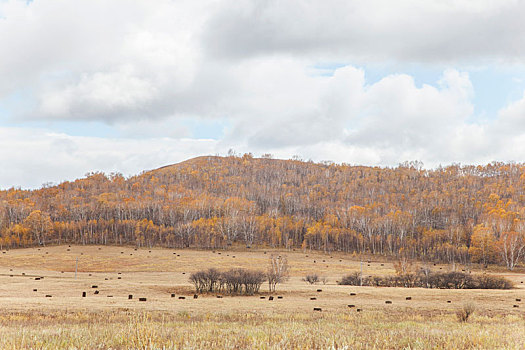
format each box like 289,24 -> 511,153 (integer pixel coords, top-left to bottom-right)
2,0 -> 525,188
0,127 -> 219,188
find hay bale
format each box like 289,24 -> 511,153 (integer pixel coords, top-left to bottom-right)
385,301 -> 392,304
406,297 -> 412,300
139,297 -> 147,301
447,300 -> 451,303
35,277 -> 40,280
107,295 -> 113,298
260,296 -> 266,299
313,308 -> 322,312
33,289 -> 37,292
317,289 -> 322,292
348,304 -> 355,308
178,296 -> 185,300
45,295 -> 52,298
350,293 -> 356,296
277,296 -> 283,299
310,297 -> 317,300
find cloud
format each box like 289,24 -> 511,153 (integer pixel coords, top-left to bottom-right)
0,0 -> 212,122
2,0 -> 525,124
0,127 -> 219,189
203,0 -> 525,63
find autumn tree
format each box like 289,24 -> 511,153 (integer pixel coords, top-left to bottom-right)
24,210 -> 52,246
469,225 -> 497,267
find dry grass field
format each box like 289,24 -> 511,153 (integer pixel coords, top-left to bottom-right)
0,245 -> 524,349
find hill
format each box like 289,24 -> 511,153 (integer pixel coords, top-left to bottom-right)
1,155 -> 525,269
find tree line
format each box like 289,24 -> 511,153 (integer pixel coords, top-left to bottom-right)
1,155 -> 525,269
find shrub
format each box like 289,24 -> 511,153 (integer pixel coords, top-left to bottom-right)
190,268 -> 266,295
338,271 -> 512,289
302,274 -> 320,285
456,303 -> 476,322
339,272 -> 365,286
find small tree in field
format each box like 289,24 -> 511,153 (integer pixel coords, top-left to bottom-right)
267,254 -> 289,292
393,249 -> 414,275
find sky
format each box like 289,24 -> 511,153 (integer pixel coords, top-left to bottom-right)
2,0 -> 525,189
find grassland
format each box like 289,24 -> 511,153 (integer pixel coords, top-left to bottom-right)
0,245 -> 524,349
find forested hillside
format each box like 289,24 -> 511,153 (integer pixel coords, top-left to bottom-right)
1,154 -> 525,269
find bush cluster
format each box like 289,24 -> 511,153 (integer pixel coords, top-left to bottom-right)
189,268 -> 266,295
302,274 -> 320,284
338,271 -> 513,289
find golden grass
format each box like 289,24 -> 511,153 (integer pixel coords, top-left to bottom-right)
0,245 -> 524,348
0,309 -> 524,349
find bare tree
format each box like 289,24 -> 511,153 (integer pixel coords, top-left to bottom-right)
267,254 -> 289,292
